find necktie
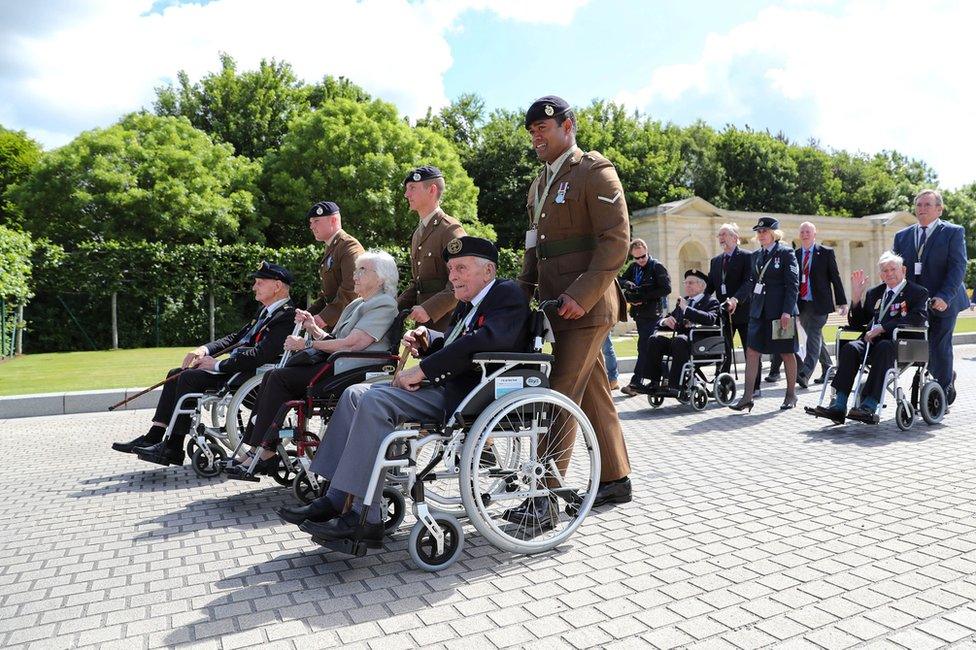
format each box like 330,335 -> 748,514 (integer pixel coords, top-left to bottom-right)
882,290 -> 894,317
445,304 -> 472,345
800,250 -> 811,298
722,254 -> 729,274
917,226 -> 927,255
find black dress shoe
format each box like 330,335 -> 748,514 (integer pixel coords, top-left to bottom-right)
797,375 -> 809,389
301,511 -> 384,548
225,455 -> 280,480
136,441 -> 185,467
501,496 -> 559,530
780,395 -> 798,410
112,435 -> 150,454
846,406 -> 879,424
764,373 -> 781,383
277,497 -> 340,526
810,405 -> 846,425
947,371 -> 957,405
592,477 -> 632,508
729,399 -> 754,413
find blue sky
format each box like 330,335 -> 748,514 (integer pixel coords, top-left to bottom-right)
1,0 -> 973,190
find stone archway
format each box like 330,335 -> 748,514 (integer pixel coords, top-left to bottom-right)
678,239 -> 709,276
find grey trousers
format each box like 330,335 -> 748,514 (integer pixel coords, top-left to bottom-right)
309,383 -> 447,506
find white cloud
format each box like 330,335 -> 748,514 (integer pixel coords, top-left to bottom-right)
616,0 -> 976,188
0,0 -> 588,149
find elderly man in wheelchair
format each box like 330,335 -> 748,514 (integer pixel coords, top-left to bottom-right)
110,262 -> 297,467
275,236 -> 601,571
806,251 -> 934,427
641,270 -> 731,409
223,250 -> 401,481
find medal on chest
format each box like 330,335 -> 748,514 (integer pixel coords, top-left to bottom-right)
773,257 -> 780,269
554,182 -> 569,204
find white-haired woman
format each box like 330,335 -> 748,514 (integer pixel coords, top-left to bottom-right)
225,250 -> 400,479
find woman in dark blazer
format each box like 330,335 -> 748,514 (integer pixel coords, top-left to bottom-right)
727,217 -> 800,411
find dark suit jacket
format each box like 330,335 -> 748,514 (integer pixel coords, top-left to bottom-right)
620,258 -> 670,320
795,244 -> 847,314
735,242 -> 800,321
420,279 -> 531,417
207,300 -> 296,375
893,221 -> 969,317
705,247 -> 751,325
849,281 -> 928,340
659,294 -> 720,335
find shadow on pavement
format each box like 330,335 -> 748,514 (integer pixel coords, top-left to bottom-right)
802,422 -> 938,446
132,485 -> 290,541
72,465 -> 225,498
161,535 -> 565,646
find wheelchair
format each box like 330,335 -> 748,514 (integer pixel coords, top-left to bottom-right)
645,320 -> 737,411
310,300 -> 602,572
228,311 -> 410,493
141,324 -> 303,479
806,325 -> 946,430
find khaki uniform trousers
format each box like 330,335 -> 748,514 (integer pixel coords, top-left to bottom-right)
546,323 -> 631,482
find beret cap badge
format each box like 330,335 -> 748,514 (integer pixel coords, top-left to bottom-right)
412,172 -> 421,181
316,206 -> 323,215
447,238 -> 463,255
544,104 -> 554,116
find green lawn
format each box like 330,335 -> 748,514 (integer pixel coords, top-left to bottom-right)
2,317 -> 975,396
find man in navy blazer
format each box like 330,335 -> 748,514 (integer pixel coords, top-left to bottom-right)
768,222 -> 848,386
280,237 -> 532,545
808,252 -> 928,424
892,189 -> 968,402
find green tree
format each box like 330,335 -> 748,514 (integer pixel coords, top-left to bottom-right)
154,53 -> 310,159
417,93 -> 486,166
8,113 -> 261,247
306,75 -> 372,107
714,127 -> 800,213
944,182 -> 976,258
0,126 -> 42,228
260,98 -> 488,247
670,120 -> 725,205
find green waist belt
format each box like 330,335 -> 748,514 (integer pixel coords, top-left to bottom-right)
538,235 -> 597,260
415,278 -> 444,293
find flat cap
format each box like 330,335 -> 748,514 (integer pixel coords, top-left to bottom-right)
403,165 -> 443,186
524,95 -> 571,127
250,260 -> 293,285
442,236 -> 498,264
684,269 -> 708,283
752,216 -> 780,231
307,201 -> 339,218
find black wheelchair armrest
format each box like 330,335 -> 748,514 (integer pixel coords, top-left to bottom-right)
838,325 -> 868,332
325,351 -> 400,363
893,327 -> 927,340
472,352 -> 555,363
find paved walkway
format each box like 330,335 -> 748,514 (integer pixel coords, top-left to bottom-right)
3,346 -> 976,649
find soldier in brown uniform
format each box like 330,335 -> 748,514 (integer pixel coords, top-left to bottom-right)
516,96 -> 633,524
398,166 -> 466,332
305,201 -> 365,330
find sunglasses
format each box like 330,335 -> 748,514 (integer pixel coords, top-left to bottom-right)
632,254 -> 647,260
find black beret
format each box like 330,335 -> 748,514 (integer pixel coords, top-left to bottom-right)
524,95 -> 571,127
442,236 -> 498,264
250,260 -> 293,285
307,201 -> 339,218
752,216 -> 780,231
403,165 -> 443,186
684,269 -> 708,283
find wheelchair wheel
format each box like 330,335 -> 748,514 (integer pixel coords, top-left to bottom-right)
382,487 -> 406,535
919,381 -> 946,425
271,451 -> 297,487
646,393 -> 664,408
408,514 -> 464,572
690,386 -> 708,411
292,468 -> 327,504
459,388 -> 600,556
224,375 -> 263,449
895,400 -> 915,431
713,373 -> 736,406
208,399 -> 228,430
191,443 -> 227,478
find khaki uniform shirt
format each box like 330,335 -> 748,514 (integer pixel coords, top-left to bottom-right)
397,208 -> 466,332
308,229 -> 365,328
518,148 -> 629,332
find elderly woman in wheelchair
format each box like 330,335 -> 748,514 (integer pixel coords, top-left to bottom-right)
276,237 -> 601,571
223,250 -> 401,481
806,252 -> 940,428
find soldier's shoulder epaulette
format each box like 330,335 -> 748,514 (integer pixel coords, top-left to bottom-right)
582,150 -> 610,163
435,211 -> 462,227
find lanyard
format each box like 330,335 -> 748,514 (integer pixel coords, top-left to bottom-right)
873,287 -> 901,327
532,147 -> 576,226
756,250 -> 775,284
916,226 -> 928,260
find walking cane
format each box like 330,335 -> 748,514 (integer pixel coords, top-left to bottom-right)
392,330 -> 428,383
107,342 -> 241,411
723,301 -> 739,381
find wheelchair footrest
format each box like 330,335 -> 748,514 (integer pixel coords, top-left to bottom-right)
311,536 -> 380,557
224,471 -> 260,482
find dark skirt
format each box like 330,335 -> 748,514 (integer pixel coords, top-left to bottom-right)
747,317 -> 800,355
